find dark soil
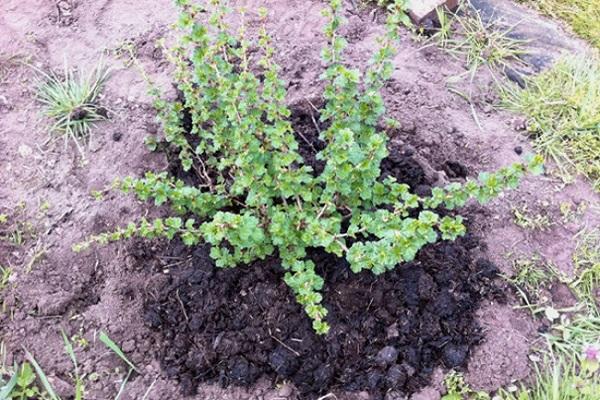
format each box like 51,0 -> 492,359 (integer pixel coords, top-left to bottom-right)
143,235 -> 501,399
139,100 -> 505,399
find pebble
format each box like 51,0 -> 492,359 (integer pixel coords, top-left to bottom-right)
18,144 -> 33,157
122,339 -> 136,353
513,118 -> 527,131
358,391 -> 370,400
386,323 -> 399,339
277,383 -> 293,397
442,344 -> 467,368
402,121 -> 417,134
375,346 -> 399,366
514,145 -> 523,155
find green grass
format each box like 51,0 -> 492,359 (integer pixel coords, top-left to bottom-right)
34,61 -> 109,157
517,0 -> 600,49
0,332 -> 142,400
445,8 -> 527,78
498,356 -> 600,400
510,256 -> 552,293
572,229 -> 600,311
502,55 -> 600,190
546,314 -> 600,358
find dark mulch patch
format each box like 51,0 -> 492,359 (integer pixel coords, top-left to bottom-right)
141,104 -> 501,399
143,237 -> 501,399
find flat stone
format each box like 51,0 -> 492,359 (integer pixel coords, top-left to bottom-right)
406,0 -> 459,24
470,0 -> 588,69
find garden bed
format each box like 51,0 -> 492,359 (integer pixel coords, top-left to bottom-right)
0,1 -> 598,400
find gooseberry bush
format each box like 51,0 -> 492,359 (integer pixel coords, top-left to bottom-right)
75,0 -> 543,334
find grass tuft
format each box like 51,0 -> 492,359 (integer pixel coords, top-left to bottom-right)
445,8 -> 527,78
34,60 -> 110,156
498,356 -> 600,400
502,55 -> 600,190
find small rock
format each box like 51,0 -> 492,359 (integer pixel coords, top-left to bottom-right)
386,323 -> 400,339
513,118 -> 527,131
401,362 -> 416,377
145,122 -> 158,134
402,121 -> 417,134
385,391 -> 408,400
49,376 -> 72,399
376,346 -> 399,366
358,391 -> 371,400
410,388 -> 441,400
122,339 -> 135,353
96,106 -> 109,118
403,145 -> 416,157
514,146 -> 523,155
277,383 -> 293,398
504,66 -> 526,88
18,144 -> 33,157
406,0 -> 459,25
112,131 -> 122,142
367,370 -> 384,389
386,364 -> 407,387
446,125 -> 458,134
442,343 -> 468,368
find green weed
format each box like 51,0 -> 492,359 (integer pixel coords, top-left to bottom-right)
438,6 -> 527,130
0,266 -> 10,291
98,331 -> 138,373
34,60 -> 110,157
559,201 -> 587,223
0,362 -> 43,400
432,7 -> 454,48
0,209 -> 35,247
501,55 -> 600,190
442,371 -> 489,399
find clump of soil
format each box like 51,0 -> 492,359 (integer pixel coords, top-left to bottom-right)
143,237 -> 500,399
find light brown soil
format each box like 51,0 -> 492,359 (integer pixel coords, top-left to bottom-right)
0,1 -> 598,400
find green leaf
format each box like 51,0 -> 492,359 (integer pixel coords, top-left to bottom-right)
99,331 -> 139,373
